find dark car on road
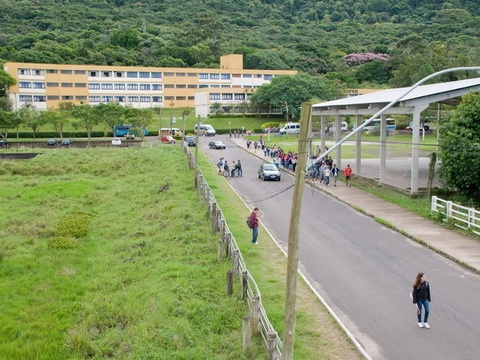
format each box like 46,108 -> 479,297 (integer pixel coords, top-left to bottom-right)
61,139 -> 71,146
208,141 -> 226,149
47,139 -> 57,147
184,136 -> 196,147
258,163 -> 281,181
0,139 -> 8,148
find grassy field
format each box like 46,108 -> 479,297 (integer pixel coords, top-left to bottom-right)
0,145 -> 360,359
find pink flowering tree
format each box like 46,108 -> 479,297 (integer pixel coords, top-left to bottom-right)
342,53 -> 389,67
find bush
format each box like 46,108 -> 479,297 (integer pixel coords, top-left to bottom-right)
48,236 -> 78,249
56,212 -> 91,238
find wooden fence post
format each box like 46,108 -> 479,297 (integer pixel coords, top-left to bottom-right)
251,294 -> 260,335
242,270 -> 248,300
226,270 -> 233,295
225,233 -> 231,258
232,249 -> 239,275
211,203 -> 217,233
217,238 -> 224,262
243,316 -> 252,350
268,331 -> 278,360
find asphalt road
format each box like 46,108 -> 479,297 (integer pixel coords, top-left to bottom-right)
200,134 -> 480,360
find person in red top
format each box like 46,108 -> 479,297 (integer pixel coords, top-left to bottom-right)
344,164 -> 352,187
249,207 -> 260,245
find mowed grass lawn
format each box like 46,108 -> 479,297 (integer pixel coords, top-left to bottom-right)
0,145 -> 360,359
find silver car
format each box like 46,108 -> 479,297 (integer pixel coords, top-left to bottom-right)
258,163 -> 281,181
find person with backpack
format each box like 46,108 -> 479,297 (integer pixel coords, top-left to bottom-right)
236,160 -> 243,177
217,158 -> 224,175
412,272 -> 432,329
331,164 -> 340,186
248,207 -> 260,245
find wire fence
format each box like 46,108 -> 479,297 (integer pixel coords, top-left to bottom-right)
184,145 -> 282,359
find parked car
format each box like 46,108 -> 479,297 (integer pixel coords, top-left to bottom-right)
208,141 -> 226,149
112,138 -> 122,146
258,163 -> 281,181
0,139 -> 8,147
184,135 -> 196,147
47,139 -> 57,146
161,135 -> 176,144
61,139 -> 71,146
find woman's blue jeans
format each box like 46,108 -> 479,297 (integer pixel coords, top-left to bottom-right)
417,300 -> 430,322
252,227 -> 258,243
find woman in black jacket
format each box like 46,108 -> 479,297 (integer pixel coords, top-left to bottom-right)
412,272 -> 431,329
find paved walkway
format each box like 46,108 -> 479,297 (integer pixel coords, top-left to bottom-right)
227,136 -> 480,274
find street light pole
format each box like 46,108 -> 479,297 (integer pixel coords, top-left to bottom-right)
170,100 -> 174,134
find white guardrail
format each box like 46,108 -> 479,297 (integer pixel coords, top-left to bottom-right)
431,196 -> 480,235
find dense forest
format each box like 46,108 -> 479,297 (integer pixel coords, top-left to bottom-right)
1,0 -> 479,87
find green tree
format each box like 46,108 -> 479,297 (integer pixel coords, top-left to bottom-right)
251,73 -> 338,118
71,104 -> 98,139
18,104 -> 45,139
438,92 -> 480,202
0,110 -> 17,139
93,102 -> 126,135
0,69 -> 17,97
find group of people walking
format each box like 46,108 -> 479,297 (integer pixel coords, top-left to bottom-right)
308,156 -> 352,187
217,157 -> 243,177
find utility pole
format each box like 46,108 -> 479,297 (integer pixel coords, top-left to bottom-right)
194,114 -> 200,187
170,100 -> 174,134
281,102 -> 311,360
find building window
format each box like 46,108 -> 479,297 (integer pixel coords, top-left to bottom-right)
46,69 -> 58,74
19,95 -> 33,102
232,74 -> 241,78
199,84 -> 208,89
101,83 -> 113,90
127,84 -> 138,90
115,96 -> 126,102
115,71 -> 123,78
152,96 -> 162,103
210,73 -> 220,79
18,69 -> 31,75
164,96 -> 174,101
243,74 -> 252,78
127,71 -> 138,78
139,84 -> 151,90
188,96 -> 194,100
176,72 -> 186,77
102,96 -> 113,102
76,96 -> 86,101
75,83 -> 86,88
176,84 -> 186,89
199,73 -> 208,79
88,83 -> 100,90
61,83 -> 73,87
209,93 -> 220,100
102,71 -> 111,77
187,84 -> 197,89
33,95 -> 46,102
164,84 -> 174,89
140,96 -> 150,102
187,73 -> 197,77
221,74 -> 231,80
114,83 -> 126,90
152,84 -> 162,90
222,94 -> 233,100
264,74 -> 273,80
48,95 -> 60,100
32,82 -> 45,89
139,71 -> 150,78
234,94 -> 245,100
89,96 -> 101,102
221,85 -> 230,88
128,96 -> 139,102
47,82 -> 59,87
61,70 -> 73,74
164,72 -> 174,77
75,70 -> 86,75
32,69 -> 44,76
210,84 -> 220,88
19,82 -> 32,88
89,71 -> 99,77
254,74 -> 262,78
151,72 -> 162,78
62,95 -> 74,100
176,96 -> 186,100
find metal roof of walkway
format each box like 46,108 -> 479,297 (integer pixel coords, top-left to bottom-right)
311,77 -> 480,194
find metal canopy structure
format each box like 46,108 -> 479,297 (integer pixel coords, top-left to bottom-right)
311,77 -> 480,194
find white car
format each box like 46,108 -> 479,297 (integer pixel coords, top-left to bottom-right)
258,163 -> 281,181
112,138 -> 122,146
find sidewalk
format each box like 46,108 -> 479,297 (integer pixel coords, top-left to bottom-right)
228,136 -> 480,274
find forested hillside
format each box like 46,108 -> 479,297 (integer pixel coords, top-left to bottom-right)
0,0 -> 479,86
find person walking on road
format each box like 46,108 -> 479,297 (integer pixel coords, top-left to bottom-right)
249,207 -> 260,245
324,165 -> 331,186
412,272 -> 431,329
344,164 -> 352,186
236,160 -> 243,177
331,164 -> 340,186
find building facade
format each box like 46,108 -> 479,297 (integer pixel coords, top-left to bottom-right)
4,54 -> 297,113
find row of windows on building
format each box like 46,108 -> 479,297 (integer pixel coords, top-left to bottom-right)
17,68 -> 274,80
18,81 -> 261,91
19,92 -> 252,103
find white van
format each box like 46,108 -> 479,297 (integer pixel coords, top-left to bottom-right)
159,128 -> 183,136
194,124 -> 216,136
279,122 -> 300,135
328,121 -> 349,133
